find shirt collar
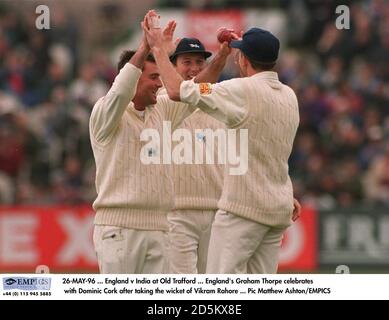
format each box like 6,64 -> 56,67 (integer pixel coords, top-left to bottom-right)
251,71 -> 279,81
128,102 -> 154,120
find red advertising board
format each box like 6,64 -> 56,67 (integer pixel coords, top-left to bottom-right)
278,207 -> 317,271
186,10 -> 244,52
0,206 -> 98,272
0,206 -> 317,272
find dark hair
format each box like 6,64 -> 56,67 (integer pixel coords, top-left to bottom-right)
170,56 -> 178,65
244,54 -> 276,71
117,50 -> 155,72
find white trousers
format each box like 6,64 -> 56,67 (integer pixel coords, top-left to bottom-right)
167,210 -> 215,274
206,210 -> 286,274
93,225 -> 169,274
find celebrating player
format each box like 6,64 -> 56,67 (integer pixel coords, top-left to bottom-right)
167,38 -> 227,274
90,11 -> 192,274
143,12 -> 301,274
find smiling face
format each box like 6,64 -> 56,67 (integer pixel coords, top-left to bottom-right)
174,53 -> 206,80
133,61 -> 162,109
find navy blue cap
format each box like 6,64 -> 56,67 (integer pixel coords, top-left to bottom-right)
230,27 -> 280,63
170,38 -> 212,61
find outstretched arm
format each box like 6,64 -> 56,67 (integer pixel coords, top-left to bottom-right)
143,13 -> 246,127
152,46 -> 183,101
194,36 -> 237,84
143,14 -> 184,101
129,33 -> 150,70
90,13 -> 152,143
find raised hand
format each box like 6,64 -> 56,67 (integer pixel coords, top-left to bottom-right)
142,10 -> 164,50
218,41 -> 233,58
292,198 -> 301,222
217,30 -> 239,57
162,20 -> 177,56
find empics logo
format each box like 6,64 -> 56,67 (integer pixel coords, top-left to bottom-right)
4,278 -> 17,286
3,277 -> 51,290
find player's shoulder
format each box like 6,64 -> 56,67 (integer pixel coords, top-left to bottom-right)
183,109 -> 226,129
156,93 -> 169,103
282,83 -> 299,102
90,96 -> 104,118
216,76 -> 244,89
212,77 -> 245,98
155,93 -> 190,117
156,93 -> 184,106
157,87 -> 168,96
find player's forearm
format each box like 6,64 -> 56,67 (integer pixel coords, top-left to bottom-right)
152,46 -> 183,101
194,51 -> 228,84
129,41 -> 150,70
105,42 -> 147,113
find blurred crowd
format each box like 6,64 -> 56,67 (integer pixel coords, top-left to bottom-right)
282,0 -> 389,209
0,0 -> 388,209
0,3 -> 116,205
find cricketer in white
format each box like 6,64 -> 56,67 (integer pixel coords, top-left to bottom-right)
89,23 -> 196,273
144,14 -> 301,274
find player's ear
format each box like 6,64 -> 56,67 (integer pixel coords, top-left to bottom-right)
242,54 -> 249,68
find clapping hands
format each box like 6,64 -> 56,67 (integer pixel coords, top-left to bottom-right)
142,10 -> 177,55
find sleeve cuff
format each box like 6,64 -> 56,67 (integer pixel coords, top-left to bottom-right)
114,63 -> 142,91
126,62 -> 142,74
180,80 -> 200,106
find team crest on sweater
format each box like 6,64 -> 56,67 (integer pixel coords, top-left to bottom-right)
199,83 -> 212,95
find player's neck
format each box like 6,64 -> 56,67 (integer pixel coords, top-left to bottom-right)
134,105 -> 146,111
247,65 -> 260,77
132,98 -> 146,111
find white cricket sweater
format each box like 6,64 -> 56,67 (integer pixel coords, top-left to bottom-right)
180,72 -> 300,227
172,109 -> 225,211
